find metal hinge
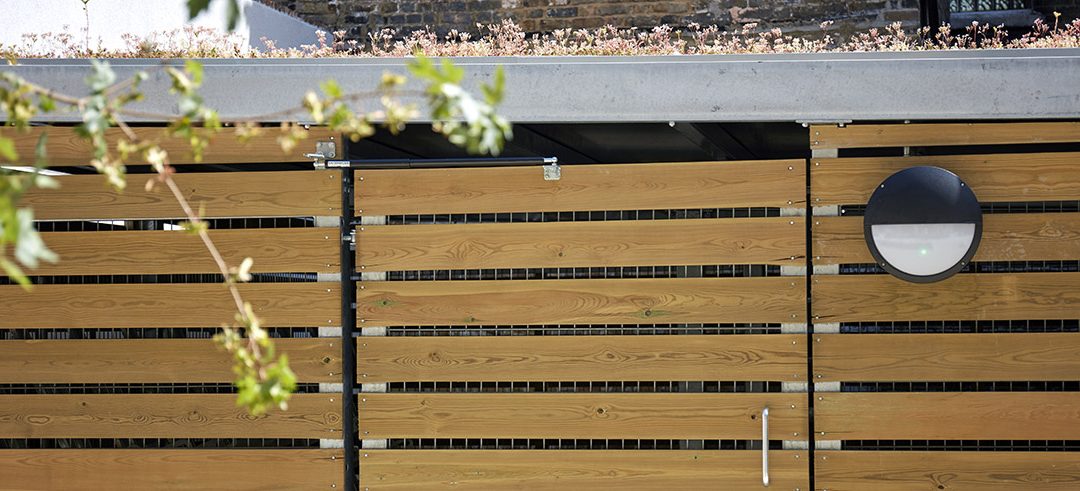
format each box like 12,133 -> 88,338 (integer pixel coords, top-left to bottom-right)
797,120 -> 852,127
542,158 -> 561,181
306,140 -> 339,169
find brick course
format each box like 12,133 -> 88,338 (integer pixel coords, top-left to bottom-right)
264,0 -> 1076,41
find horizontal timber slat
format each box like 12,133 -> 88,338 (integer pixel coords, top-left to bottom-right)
358,393 -> 804,439
816,451 -> 1080,491
815,392 -> 1080,440
814,333 -> 1080,382
359,450 -> 808,490
0,338 -> 340,384
812,273 -> 1080,322
6,126 -> 338,165
358,277 -> 806,325
357,218 -> 805,271
23,170 -> 340,220
355,160 -> 805,215
0,449 -> 343,491
810,122 -> 1080,149
358,334 -> 805,383
813,214 -> 1080,265
0,283 -> 340,328
36,228 -> 338,275
0,393 -> 340,438
810,153 -> 1080,205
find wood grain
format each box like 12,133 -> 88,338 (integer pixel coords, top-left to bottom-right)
811,273 -> 1080,322
35,228 -> 338,275
0,338 -> 340,384
810,122 -> 1080,149
5,126 -> 338,165
358,393 -> 805,439
816,451 -> 1080,491
815,393 -> 1080,440
810,153 -> 1080,205
813,214 -> 1080,265
358,277 -> 806,326
0,283 -> 340,328
814,333 -> 1080,382
358,334 -> 806,383
360,450 -> 808,490
23,170 -> 341,220
355,160 -> 805,215
0,393 -> 340,438
357,218 -> 805,271
0,449 -> 343,491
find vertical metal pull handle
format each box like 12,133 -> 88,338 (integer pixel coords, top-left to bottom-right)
762,406 -> 770,487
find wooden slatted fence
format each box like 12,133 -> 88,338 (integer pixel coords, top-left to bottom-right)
0,450 -> 344,491
809,122 -> 1080,490
355,159 -> 810,490
0,135 -> 345,490
360,450 -> 808,490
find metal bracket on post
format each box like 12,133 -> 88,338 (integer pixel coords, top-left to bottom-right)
542,157 -> 561,181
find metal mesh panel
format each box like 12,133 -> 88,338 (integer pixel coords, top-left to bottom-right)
380,381 -> 782,394
0,272 -> 317,285
951,0 -> 1030,12
385,324 -> 782,336
841,381 -> 1080,393
840,200 -> 1080,216
0,327 -> 318,340
843,440 -> 1080,451
839,319 -> 1079,334
0,438 -> 321,449
839,261 -> 1080,275
385,439 -> 781,450
386,265 -> 781,281
0,383 -> 321,395
36,217 -> 315,232
385,208 -> 782,225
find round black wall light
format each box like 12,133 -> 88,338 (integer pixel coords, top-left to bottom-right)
864,166 -> 982,283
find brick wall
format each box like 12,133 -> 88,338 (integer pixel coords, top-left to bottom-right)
264,0 -> 924,40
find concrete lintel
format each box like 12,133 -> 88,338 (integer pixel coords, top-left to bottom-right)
9,50 -> 1080,123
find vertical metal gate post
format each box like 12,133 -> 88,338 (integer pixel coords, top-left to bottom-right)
340,165 -> 359,491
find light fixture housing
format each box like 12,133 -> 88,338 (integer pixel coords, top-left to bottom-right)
863,166 -> 982,283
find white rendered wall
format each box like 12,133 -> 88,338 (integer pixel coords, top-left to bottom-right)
0,0 -> 319,51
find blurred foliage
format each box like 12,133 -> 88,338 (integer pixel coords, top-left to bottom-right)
0,50 -> 510,415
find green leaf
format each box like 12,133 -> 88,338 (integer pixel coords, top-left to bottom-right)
319,79 -> 343,99
85,60 -> 116,93
483,66 -> 506,105
0,136 -> 16,162
33,132 -> 47,166
184,60 -> 204,87
13,208 -> 57,268
226,0 -> 241,31
186,0 -> 212,20
0,257 -> 30,291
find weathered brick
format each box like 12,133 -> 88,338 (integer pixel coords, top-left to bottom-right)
547,7 -> 578,17
276,0 -> 1076,43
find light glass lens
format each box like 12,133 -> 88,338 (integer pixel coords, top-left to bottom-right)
870,223 -> 976,277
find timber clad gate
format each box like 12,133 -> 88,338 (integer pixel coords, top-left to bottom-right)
1,122 -> 1078,490
0,129 -> 346,490
809,123 -> 1080,490
352,160 -> 812,489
